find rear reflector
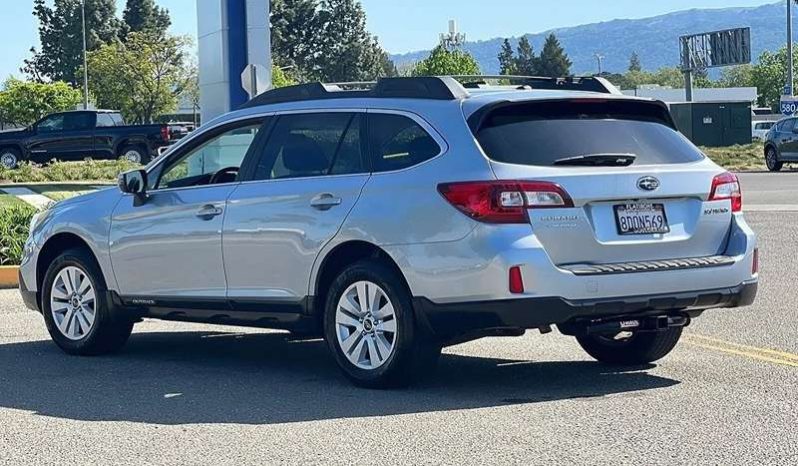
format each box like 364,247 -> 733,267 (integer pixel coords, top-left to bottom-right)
438,180 -> 574,224
509,266 -> 524,294
753,248 -> 759,275
709,172 -> 742,212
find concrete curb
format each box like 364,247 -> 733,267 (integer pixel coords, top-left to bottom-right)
0,266 -> 19,289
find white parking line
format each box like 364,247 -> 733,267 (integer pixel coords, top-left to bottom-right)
0,187 -> 52,209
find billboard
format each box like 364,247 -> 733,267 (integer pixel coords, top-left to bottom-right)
680,27 -> 751,71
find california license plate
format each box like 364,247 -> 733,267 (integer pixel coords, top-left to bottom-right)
614,203 -> 669,235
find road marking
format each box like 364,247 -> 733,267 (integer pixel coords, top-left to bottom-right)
684,334 -> 798,368
0,187 -> 52,209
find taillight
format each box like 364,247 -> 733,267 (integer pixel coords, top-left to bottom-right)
709,172 -> 742,212
161,126 -> 170,142
438,180 -> 574,224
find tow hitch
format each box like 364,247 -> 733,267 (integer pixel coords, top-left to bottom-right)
559,314 -> 690,337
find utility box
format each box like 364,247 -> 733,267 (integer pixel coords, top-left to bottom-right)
668,101 -> 753,147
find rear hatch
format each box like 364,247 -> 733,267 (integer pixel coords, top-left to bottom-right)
470,98 -> 733,266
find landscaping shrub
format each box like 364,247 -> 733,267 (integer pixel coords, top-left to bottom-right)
0,159 -> 140,183
0,203 -> 37,266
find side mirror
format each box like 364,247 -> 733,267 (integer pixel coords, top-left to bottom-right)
118,169 -> 148,204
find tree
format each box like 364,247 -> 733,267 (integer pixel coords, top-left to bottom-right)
23,0 -> 122,85
411,45 -> 480,77
313,0 -> 395,82
752,47 -> 798,109
272,65 -> 297,88
270,0 -> 320,80
498,39 -> 516,75
628,52 -> 642,73
87,32 -> 189,123
122,0 -> 171,38
537,34 -> 572,78
719,64 -> 755,88
0,78 -> 83,127
515,37 -> 538,75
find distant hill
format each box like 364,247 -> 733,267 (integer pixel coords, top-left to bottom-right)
391,2 -> 787,75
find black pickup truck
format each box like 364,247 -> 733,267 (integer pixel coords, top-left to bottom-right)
0,110 -> 171,169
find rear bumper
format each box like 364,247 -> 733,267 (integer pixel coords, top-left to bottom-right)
414,280 -> 757,343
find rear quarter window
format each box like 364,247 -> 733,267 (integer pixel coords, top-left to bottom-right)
368,113 -> 441,172
473,100 -> 705,167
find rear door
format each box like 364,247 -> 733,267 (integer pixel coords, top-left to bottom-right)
223,111 -> 370,302
471,98 -> 731,266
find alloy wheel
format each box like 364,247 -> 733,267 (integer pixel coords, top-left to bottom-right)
335,281 -> 398,370
50,266 -> 96,341
0,152 -> 17,169
123,150 -> 142,164
766,149 -> 777,170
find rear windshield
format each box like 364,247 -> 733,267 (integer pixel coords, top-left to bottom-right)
473,100 -> 705,167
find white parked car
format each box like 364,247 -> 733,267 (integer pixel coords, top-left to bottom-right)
752,121 -> 776,141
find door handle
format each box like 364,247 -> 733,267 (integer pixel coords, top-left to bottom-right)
196,205 -> 224,220
310,193 -> 342,211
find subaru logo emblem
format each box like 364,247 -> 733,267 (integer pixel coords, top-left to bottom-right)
637,176 -> 660,192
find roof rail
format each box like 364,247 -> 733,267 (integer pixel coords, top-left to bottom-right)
452,75 -> 623,95
239,76 -> 470,109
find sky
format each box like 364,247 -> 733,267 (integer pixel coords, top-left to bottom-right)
0,0 -> 780,80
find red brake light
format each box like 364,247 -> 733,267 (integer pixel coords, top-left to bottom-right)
438,180 -> 574,224
161,126 -> 170,142
709,172 -> 742,212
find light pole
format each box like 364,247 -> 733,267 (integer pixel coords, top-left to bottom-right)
594,53 -> 605,75
81,0 -> 89,109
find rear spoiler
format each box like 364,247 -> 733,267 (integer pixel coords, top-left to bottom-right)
467,98 -> 678,134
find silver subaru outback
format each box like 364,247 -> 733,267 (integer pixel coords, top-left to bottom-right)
19,77 -> 758,388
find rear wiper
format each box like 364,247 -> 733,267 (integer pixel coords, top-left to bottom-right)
553,153 -> 636,167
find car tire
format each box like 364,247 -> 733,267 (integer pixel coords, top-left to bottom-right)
324,259 -> 441,388
0,147 -> 20,169
765,147 -> 783,172
576,327 -> 683,365
119,145 -> 149,165
41,248 -> 134,356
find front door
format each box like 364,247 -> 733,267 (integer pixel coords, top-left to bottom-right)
223,112 -> 370,302
109,119 -> 266,299
27,112 -> 96,161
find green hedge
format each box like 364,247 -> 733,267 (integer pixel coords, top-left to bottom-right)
0,203 -> 36,266
0,159 -> 140,184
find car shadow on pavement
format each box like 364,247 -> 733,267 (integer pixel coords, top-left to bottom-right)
0,331 -> 679,425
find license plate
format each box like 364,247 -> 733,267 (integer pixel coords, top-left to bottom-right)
614,203 -> 669,235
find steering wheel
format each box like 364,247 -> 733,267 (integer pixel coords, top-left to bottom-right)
209,166 -> 239,185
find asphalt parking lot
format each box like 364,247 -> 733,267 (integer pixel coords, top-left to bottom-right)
1,172 -> 796,465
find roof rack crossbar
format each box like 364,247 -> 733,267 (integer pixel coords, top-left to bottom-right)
239,76 -> 470,109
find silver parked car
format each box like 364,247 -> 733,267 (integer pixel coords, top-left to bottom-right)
19,77 -> 758,387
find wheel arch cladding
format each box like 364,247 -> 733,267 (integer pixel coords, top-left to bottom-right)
313,241 -> 411,318
37,233 -> 98,294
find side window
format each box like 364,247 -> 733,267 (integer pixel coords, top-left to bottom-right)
253,113 -> 364,180
368,113 -> 441,172
156,122 -> 262,189
785,119 -> 797,133
37,114 -> 65,133
63,112 -> 95,131
110,113 -> 125,126
96,113 -> 116,127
